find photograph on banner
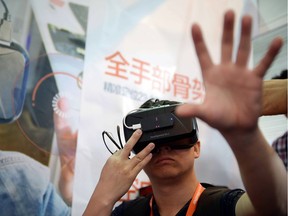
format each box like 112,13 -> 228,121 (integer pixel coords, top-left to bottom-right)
0,0 -> 89,212
72,0 -> 258,214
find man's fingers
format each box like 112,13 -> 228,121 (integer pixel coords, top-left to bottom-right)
221,10 -> 235,63
192,24 -> 213,73
175,103 -> 205,121
121,129 -> 143,158
236,15 -> 252,66
254,37 -> 283,78
133,153 -> 153,173
131,143 -> 155,171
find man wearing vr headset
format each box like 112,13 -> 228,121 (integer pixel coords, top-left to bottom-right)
84,10 -> 286,216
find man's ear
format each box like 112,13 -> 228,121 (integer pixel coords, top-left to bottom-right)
193,141 -> 200,159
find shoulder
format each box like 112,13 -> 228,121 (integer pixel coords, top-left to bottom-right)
0,150 -> 50,181
195,183 -> 245,216
0,150 -> 48,169
112,195 -> 151,216
0,151 -> 70,215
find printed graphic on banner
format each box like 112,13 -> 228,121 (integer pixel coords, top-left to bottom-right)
103,51 -> 205,102
15,0 -> 88,209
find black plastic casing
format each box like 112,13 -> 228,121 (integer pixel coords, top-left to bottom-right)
123,104 -> 198,153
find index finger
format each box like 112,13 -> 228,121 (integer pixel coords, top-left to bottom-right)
121,129 -> 143,158
192,24 -> 213,73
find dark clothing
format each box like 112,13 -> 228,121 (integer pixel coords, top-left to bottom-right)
112,183 -> 244,216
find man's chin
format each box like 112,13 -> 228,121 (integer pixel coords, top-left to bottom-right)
146,167 -> 180,181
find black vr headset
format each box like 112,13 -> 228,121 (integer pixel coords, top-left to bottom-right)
123,102 -> 199,154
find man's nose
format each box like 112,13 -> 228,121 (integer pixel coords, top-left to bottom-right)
154,145 -> 172,154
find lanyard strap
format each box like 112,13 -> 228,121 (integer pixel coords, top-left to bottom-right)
186,183 -> 205,215
149,183 -> 205,216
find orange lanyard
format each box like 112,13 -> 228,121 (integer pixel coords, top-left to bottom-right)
149,183 -> 205,216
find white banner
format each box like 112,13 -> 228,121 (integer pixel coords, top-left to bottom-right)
72,0 -> 255,215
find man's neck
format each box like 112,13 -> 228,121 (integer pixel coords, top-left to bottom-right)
150,173 -> 199,216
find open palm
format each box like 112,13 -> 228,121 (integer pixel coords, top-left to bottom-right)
176,10 -> 283,134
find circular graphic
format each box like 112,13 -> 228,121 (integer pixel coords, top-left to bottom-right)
16,53 -> 83,154
52,92 -> 71,118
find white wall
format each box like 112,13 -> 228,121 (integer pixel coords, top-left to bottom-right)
253,0 -> 287,80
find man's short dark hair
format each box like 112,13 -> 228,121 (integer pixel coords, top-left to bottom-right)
140,98 -> 180,109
